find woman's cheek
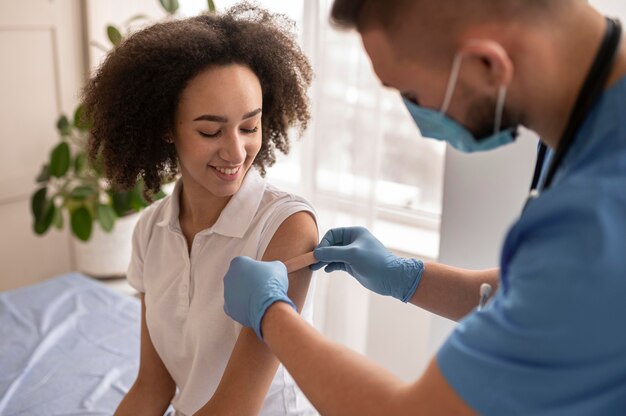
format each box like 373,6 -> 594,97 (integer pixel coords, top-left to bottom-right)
248,136 -> 263,160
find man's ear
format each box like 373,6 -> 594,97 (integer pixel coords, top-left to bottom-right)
460,39 -> 514,88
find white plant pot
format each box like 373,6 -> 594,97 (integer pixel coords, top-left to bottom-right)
71,212 -> 140,278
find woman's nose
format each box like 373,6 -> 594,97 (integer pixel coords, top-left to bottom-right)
219,132 -> 246,164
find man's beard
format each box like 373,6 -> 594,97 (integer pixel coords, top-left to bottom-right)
464,93 -> 520,141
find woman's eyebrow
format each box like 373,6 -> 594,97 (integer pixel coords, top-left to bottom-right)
193,114 -> 228,122
242,108 -> 262,120
193,108 -> 262,123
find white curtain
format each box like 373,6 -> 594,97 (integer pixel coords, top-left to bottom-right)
259,0 -> 447,379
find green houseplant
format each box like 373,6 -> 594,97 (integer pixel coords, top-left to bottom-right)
30,106 -> 165,242
30,0 -> 217,243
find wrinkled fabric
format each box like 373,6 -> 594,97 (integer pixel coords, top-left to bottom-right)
0,273 -> 141,415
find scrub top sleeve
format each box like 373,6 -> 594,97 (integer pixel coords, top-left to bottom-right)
437,185 -> 626,415
126,218 -> 145,293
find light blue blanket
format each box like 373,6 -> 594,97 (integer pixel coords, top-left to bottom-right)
0,273 -> 141,415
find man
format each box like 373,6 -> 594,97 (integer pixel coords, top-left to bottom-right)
222,1 -> 626,414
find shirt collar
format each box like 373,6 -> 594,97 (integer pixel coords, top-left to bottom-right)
155,180 -> 182,230
155,168 -> 266,238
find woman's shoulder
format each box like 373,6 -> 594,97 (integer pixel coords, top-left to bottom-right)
253,182 -> 318,260
253,181 -> 318,239
260,182 -> 316,214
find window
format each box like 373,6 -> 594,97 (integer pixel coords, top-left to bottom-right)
260,0 -> 445,260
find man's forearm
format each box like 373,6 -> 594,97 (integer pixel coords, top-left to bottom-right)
262,302 -> 409,416
410,263 -> 499,321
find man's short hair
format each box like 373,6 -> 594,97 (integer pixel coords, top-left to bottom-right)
330,0 -> 409,31
330,0 -> 567,33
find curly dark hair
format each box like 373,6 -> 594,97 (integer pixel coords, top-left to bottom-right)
82,3 -> 313,195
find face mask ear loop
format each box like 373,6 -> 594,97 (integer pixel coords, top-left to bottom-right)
440,53 -> 464,114
494,85 -> 507,134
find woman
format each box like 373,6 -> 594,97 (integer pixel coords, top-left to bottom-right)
83,4 -> 318,415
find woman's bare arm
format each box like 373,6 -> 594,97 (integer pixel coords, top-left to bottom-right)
194,211 -> 318,415
115,294 -> 177,415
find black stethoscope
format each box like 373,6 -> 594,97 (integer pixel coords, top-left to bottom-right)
524,17 -> 622,210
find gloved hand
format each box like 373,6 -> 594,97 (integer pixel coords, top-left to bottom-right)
223,256 -> 296,340
312,226 -> 424,303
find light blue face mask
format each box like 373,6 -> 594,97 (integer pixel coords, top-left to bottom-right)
403,53 -> 517,153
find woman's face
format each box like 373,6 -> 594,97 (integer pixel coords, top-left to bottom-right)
173,64 -> 263,199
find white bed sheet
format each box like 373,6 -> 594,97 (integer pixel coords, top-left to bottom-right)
0,273 -> 141,415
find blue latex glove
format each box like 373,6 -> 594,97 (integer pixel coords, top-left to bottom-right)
312,226 -> 424,303
223,256 -> 296,340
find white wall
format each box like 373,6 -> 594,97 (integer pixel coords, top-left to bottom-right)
439,130 -> 538,269
85,0 -> 166,71
0,1 -> 86,290
591,0 -> 626,18
432,130 -> 538,351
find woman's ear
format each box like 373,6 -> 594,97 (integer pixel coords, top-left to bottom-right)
460,39 -> 514,88
163,133 -> 175,144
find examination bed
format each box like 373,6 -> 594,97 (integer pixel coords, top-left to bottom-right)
0,273 -> 141,415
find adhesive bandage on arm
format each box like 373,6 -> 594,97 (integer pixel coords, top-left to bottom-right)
283,251 -> 317,274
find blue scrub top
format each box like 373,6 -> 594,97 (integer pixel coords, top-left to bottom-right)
437,75 -> 626,415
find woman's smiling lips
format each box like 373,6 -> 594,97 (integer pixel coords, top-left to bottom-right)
209,164 -> 243,182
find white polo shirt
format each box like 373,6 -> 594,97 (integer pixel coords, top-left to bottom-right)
127,169 -> 317,416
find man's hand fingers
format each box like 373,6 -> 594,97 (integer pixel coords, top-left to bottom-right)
310,261 -> 325,271
318,228 -> 346,248
313,245 -> 354,263
323,262 -> 347,274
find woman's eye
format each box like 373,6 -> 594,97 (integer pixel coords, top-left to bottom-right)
241,126 -> 259,134
199,130 -> 220,138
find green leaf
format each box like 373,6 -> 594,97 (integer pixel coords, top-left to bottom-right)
74,152 -> 87,175
71,206 -> 93,241
56,115 -> 71,136
130,184 -> 149,211
36,164 -> 50,183
207,0 -> 216,13
31,187 -> 47,220
70,186 -> 96,200
97,204 -> 117,232
107,25 -> 123,46
73,104 -> 90,131
49,142 -> 71,178
34,201 -> 55,235
159,0 -> 179,14
53,206 -> 64,229
110,190 -> 132,217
